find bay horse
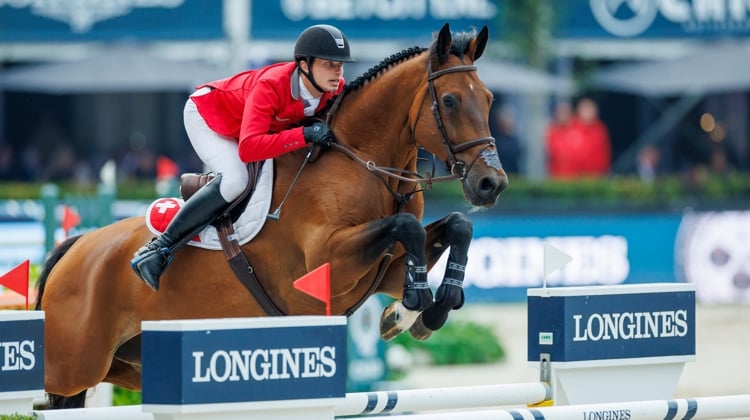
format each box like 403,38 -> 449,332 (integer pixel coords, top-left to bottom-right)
35,23 -> 507,408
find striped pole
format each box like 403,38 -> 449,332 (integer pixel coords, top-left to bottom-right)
335,382 -> 551,417
343,394 -> 750,420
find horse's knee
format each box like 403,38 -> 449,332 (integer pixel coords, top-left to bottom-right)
392,213 -> 426,245
444,212 -> 473,243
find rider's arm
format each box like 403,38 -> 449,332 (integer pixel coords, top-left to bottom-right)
237,80 -> 307,163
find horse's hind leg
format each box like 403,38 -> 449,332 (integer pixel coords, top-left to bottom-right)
378,212 -> 472,341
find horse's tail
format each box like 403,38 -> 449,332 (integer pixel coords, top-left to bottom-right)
35,235 -> 83,310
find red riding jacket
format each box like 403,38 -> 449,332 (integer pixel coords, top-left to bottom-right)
191,62 -> 344,162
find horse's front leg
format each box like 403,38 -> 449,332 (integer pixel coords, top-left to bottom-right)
325,212 -> 433,318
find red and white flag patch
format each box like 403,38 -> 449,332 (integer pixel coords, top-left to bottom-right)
144,198 -> 201,242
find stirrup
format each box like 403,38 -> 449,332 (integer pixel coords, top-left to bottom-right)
130,245 -> 174,292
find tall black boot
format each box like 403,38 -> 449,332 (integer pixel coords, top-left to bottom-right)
131,175 -> 229,291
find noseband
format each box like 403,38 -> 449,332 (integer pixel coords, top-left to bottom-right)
421,63 -> 496,179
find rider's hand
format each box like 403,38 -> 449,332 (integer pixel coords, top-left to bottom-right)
303,122 -> 335,149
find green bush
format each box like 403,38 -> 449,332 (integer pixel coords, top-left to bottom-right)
113,386 -> 142,406
390,319 -> 505,365
0,415 -> 34,420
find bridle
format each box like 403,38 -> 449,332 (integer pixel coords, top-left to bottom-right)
325,59 -> 496,202
417,62 -> 496,179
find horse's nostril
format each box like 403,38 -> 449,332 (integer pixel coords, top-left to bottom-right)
479,177 -> 497,193
477,174 -> 508,200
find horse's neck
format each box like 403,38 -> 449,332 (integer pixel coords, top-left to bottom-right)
336,59 -> 425,168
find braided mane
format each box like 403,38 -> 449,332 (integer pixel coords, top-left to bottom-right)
343,46 -> 426,94
322,29 -> 479,115
343,28 -> 478,94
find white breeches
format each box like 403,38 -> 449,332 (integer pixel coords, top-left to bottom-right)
183,87 -> 248,202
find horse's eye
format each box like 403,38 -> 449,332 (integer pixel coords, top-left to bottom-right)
442,94 -> 457,108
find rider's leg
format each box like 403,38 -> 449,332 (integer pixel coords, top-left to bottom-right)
131,174 -> 230,290
131,90 -> 249,291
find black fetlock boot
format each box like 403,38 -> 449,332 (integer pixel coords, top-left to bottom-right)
131,175 -> 229,291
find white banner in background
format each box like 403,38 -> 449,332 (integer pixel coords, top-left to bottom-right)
429,235 -> 630,289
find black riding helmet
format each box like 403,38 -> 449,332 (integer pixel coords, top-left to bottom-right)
294,24 -> 356,63
294,24 -> 355,93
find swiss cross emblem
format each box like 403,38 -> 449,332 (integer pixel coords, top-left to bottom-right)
145,198 -> 182,234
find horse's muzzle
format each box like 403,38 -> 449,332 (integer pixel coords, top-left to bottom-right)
463,169 -> 508,208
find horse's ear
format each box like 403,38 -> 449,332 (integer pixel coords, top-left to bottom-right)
436,22 -> 453,65
467,25 -> 489,62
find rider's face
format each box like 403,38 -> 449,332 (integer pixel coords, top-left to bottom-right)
302,59 -> 344,94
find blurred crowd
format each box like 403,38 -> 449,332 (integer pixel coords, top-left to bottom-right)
0,94 -> 743,185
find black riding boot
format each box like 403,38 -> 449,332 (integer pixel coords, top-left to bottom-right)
131,175 -> 229,291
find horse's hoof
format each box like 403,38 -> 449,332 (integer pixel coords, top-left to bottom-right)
408,314 -> 433,341
379,301 -> 420,341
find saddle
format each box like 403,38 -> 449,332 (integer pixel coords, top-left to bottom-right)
179,161 -> 284,316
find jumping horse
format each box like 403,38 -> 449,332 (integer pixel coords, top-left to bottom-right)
35,23 -> 507,408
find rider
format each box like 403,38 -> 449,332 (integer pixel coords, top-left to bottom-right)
131,24 -> 356,291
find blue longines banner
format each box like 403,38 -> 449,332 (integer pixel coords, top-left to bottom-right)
0,0 -> 223,41
142,320 -> 347,405
0,313 -> 44,392
250,0 -> 499,40
428,213 -> 684,302
527,287 -> 696,362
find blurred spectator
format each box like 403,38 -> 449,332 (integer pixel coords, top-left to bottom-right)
120,148 -> 156,180
546,97 -> 612,179
492,105 -> 522,174
637,145 -> 661,183
545,101 -> 577,178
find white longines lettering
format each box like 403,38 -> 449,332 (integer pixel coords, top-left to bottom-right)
0,340 -> 36,371
573,310 -> 689,342
191,346 -> 336,383
280,0 -> 496,21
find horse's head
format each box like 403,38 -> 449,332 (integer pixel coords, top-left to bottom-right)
413,23 -> 508,208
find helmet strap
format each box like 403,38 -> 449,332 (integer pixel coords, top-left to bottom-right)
298,57 -> 327,94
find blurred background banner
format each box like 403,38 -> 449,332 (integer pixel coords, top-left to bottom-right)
0,0 -> 224,40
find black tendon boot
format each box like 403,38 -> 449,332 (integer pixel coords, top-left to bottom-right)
131,175 -> 229,291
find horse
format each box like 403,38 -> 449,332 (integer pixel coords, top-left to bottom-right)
35,23 -> 507,408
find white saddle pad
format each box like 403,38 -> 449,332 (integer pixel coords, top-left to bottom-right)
144,160 -> 273,250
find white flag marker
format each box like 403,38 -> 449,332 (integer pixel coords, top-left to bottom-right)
543,241 -> 573,288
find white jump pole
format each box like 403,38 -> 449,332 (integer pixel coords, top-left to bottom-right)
34,405 -> 153,420
344,394 -> 750,420
335,382 -> 551,416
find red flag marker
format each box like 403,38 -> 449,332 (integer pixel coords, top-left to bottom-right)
293,263 -> 331,315
61,205 -> 81,236
0,260 -> 30,310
